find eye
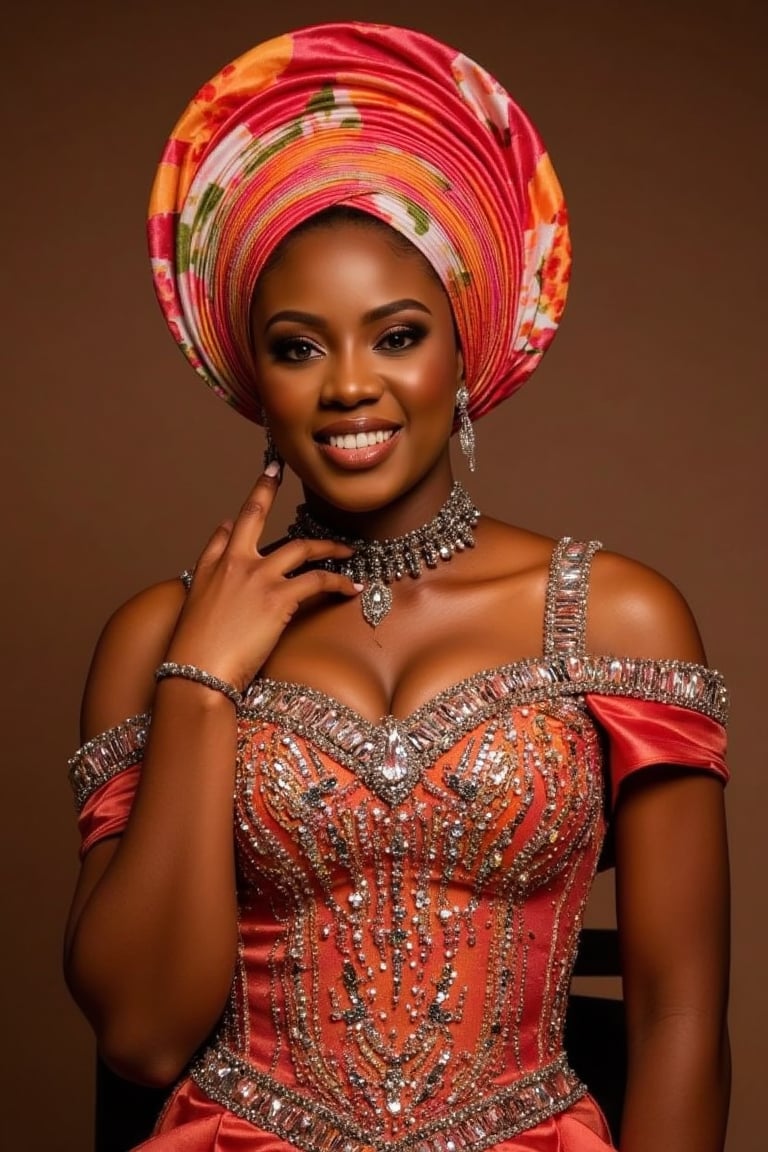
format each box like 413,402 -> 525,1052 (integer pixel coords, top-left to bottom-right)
270,337 -> 322,363
376,324 -> 426,353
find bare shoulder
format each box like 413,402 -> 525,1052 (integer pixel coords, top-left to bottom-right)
473,516 -> 555,579
587,548 -> 706,664
80,578 -> 188,742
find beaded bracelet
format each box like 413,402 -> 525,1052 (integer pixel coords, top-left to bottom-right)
154,662 -> 243,708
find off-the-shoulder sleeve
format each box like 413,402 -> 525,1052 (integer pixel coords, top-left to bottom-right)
586,695 -> 728,808
558,654 -> 729,808
68,714 -> 151,857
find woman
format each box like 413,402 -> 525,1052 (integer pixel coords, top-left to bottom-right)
64,22 -> 731,1152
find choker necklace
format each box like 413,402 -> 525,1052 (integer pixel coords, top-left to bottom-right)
287,482 -> 481,628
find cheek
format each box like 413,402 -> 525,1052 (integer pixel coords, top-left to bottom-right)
252,360 -> 318,430
399,347 -> 460,417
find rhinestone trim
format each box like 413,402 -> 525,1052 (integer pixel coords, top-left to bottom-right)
544,538 -> 602,658
189,1043 -> 587,1152
67,653 -> 728,811
68,713 -> 149,812
240,655 -> 727,804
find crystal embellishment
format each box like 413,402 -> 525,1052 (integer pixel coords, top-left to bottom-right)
369,720 -> 419,805
287,482 -> 481,630
361,580 -> 393,627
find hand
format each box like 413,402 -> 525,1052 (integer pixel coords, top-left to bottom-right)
163,464 -> 359,691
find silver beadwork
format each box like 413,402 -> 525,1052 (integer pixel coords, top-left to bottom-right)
455,386 -> 476,472
287,482 -> 481,628
155,662 -> 243,708
68,651 -> 729,812
189,1043 -> 586,1152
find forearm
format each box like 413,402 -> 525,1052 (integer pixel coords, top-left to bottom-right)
620,1011 -> 730,1152
65,680 -> 239,1082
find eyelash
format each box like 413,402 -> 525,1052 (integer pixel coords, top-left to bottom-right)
269,324 -> 427,363
270,337 -> 321,363
377,324 -> 427,352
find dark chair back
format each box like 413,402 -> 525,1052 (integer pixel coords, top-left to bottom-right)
565,927 -> 626,1143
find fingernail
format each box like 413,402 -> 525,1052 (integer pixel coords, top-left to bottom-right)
264,461 -> 280,477
353,582 -> 365,592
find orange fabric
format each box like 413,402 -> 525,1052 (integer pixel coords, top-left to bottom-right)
585,696 -> 729,809
74,692 -> 728,1150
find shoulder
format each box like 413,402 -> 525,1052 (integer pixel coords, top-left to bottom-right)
80,578 -> 188,741
586,548 -> 706,663
473,517 -> 555,579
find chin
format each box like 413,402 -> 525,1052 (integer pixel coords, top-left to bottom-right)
302,467 -> 414,514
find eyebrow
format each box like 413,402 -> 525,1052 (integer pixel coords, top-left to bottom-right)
264,298 -> 432,332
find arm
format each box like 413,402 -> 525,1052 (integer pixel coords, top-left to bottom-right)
64,470 -> 360,1086
588,553 -> 731,1152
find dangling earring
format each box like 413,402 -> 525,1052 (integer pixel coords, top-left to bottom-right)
263,426 -> 282,473
456,385 -> 476,472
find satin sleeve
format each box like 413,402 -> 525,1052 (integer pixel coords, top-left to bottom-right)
585,695 -> 729,810
68,713 -> 150,858
77,765 -> 141,857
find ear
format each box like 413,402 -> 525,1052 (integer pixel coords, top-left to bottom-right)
456,349 -> 464,384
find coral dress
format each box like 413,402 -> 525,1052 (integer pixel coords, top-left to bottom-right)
69,540 -> 729,1151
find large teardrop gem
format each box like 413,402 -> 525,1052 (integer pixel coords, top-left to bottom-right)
368,719 -> 419,805
382,723 -> 410,784
361,579 -> 392,628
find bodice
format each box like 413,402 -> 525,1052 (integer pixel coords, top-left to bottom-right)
210,674 -> 605,1140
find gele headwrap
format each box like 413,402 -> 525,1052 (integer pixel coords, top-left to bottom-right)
148,22 -> 571,424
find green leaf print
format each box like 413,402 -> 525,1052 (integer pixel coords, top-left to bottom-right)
243,121 -> 304,175
306,86 -> 337,115
177,223 -> 192,274
405,200 -> 430,236
196,183 -> 224,221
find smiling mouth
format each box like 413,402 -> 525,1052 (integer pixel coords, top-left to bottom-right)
325,429 -> 397,450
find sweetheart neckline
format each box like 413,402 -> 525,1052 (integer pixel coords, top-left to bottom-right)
243,655 -> 557,733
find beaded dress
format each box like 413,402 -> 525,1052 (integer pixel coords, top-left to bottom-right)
69,540 -> 730,1151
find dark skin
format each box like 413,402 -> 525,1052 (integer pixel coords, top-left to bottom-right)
64,222 -> 730,1150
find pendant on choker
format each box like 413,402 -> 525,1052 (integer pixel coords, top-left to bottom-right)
360,580 -> 393,628
287,482 -> 481,628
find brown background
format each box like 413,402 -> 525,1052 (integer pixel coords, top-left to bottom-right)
3,1 -> 766,1148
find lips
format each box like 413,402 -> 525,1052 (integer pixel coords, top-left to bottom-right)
314,420 -> 401,470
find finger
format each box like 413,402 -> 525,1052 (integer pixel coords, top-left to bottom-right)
287,568 -> 363,602
227,465 -> 281,554
196,520 -> 234,568
266,537 -> 356,575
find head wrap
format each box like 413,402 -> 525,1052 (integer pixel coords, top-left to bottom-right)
148,22 -> 570,424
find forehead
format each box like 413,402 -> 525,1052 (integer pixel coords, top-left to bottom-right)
253,221 -> 445,307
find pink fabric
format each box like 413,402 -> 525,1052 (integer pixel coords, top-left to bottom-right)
147,22 -> 570,425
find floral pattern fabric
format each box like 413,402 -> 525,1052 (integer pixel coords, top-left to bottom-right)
147,22 -> 571,424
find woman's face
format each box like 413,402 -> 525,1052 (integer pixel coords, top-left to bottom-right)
250,221 -> 462,515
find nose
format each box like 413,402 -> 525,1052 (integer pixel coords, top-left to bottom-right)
319,344 -> 382,409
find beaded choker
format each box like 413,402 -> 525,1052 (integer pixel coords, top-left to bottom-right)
287,482 -> 481,628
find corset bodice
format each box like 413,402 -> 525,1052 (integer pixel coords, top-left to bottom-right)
209,670 -> 606,1141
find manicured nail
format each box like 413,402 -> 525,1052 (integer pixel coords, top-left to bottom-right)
353,582 -> 365,592
264,461 -> 280,477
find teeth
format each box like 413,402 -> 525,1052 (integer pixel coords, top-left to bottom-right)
328,430 -> 394,449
